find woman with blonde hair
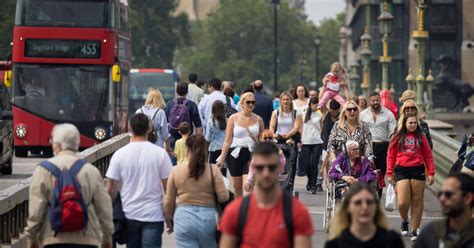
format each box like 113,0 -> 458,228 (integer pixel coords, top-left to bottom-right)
217,92 -> 264,197
136,88 -> 172,152
269,91 -> 303,193
327,100 -> 373,164
325,183 -> 403,247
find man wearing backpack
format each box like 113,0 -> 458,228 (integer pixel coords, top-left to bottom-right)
219,142 -> 313,248
25,124 -> 113,248
165,82 -> 202,151
198,78 -> 236,130
106,113 -> 173,247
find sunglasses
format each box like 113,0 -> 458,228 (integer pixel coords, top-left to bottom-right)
405,106 -> 417,111
346,107 -> 358,112
437,190 -> 456,199
352,199 -> 376,206
254,164 -> 278,173
246,101 -> 256,105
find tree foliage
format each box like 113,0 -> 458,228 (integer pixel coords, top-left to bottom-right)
177,0 -> 344,91
129,0 -> 190,68
0,0 -> 15,60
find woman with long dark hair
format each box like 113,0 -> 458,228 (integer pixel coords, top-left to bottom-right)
325,183 -> 403,248
387,115 -> 435,241
301,96 -> 324,194
205,101 -> 227,176
164,134 -> 229,247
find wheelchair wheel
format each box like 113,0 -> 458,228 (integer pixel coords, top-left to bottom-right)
323,183 -> 334,233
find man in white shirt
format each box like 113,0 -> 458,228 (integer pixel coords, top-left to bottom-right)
106,113 -> 173,247
359,92 -> 397,197
198,78 -> 236,129
186,73 -> 204,104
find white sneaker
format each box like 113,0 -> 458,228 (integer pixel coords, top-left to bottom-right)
410,229 -> 419,241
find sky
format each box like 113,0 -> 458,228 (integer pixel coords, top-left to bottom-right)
305,0 -> 346,25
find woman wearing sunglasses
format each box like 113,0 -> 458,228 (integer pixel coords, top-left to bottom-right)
325,183 -> 404,248
327,100 -> 373,165
217,92 -> 264,197
269,92 -> 303,193
387,115 -> 435,241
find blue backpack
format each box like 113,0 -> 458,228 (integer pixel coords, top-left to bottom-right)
39,159 -> 88,233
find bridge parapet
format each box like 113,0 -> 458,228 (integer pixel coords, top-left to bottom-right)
0,133 -> 131,246
430,129 -> 460,193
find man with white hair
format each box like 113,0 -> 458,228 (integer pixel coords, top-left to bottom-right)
252,79 -> 273,128
25,124 -> 113,248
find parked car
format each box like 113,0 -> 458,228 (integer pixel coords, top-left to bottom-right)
0,83 -> 13,174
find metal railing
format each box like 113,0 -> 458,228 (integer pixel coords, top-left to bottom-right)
0,133 -> 130,246
430,129 -> 461,193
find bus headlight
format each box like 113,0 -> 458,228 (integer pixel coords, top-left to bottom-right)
15,125 -> 27,139
94,127 -> 107,141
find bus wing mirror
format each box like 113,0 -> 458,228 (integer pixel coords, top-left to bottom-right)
112,65 -> 121,83
4,70 -> 12,88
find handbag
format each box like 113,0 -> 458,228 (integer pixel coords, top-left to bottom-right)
209,164 -> 235,242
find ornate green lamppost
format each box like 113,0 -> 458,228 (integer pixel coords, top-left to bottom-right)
412,0 -> 430,112
377,0 -> 394,91
360,27 -> 372,98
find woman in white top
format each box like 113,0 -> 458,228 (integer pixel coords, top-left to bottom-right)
292,83 -> 309,114
301,96 -> 324,194
217,92 -> 264,197
269,92 -> 302,193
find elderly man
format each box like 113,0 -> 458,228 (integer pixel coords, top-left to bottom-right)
252,79 -> 273,128
25,124 -> 113,248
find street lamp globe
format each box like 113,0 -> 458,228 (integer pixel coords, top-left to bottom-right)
377,1 -> 394,35
314,35 -> 321,47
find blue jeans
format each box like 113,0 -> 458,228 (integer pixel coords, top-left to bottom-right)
174,205 -> 217,248
126,220 -> 164,248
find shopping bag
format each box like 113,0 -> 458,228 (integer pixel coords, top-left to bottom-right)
384,183 -> 397,212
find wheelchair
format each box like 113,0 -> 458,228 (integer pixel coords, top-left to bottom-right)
323,180 -> 348,233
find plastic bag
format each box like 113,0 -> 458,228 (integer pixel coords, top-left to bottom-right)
384,183 -> 397,212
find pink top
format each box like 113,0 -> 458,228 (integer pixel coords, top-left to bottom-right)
247,152 -> 286,184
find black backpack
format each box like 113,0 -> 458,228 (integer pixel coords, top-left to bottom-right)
225,96 -> 238,118
237,192 -> 294,247
140,108 -> 160,143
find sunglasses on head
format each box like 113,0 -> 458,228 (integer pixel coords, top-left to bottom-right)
437,190 -> 457,199
346,107 -> 358,112
254,164 -> 278,173
246,101 -> 256,105
405,106 -> 417,111
353,199 -> 376,206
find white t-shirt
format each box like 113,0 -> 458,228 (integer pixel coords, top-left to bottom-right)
106,141 -> 173,222
301,110 -> 323,145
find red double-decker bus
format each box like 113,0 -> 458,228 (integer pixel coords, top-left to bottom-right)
9,0 -> 131,157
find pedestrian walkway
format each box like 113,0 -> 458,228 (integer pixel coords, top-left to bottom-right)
117,176 -> 442,247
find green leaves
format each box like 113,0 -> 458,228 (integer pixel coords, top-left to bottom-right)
177,0 -> 343,92
0,0 -> 15,60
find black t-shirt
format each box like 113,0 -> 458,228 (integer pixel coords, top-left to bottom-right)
325,227 -> 404,248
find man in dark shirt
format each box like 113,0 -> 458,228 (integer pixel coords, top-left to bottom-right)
414,173 -> 474,248
321,100 -> 341,150
165,82 -> 202,149
252,80 -> 273,128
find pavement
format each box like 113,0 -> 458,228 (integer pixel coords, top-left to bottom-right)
2,159 -> 443,247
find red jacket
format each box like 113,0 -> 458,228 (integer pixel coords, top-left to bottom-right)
386,132 -> 435,177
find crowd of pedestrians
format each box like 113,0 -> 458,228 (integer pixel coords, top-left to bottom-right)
22,69 -> 474,248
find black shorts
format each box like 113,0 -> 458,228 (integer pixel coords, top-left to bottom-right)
209,150 -> 222,164
227,147 -> 251,177
395,165 -> 425,181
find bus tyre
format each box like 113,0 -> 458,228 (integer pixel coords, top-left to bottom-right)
15,147 -> 28,158
1,158 -> 12,175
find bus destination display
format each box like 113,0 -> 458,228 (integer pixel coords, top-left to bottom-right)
25,39 -> 101,59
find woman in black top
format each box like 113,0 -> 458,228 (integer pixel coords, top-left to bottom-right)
325,183 -> 404,248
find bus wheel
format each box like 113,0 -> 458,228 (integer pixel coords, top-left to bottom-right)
1,158 -> 12,175
15,147 -> 28,158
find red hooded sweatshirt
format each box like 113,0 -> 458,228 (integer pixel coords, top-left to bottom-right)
386,132 -> 435,177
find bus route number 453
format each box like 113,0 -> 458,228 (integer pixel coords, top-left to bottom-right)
81,43 -> 97,56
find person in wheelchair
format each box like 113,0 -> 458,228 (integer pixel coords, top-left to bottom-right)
328,141 -> 376,196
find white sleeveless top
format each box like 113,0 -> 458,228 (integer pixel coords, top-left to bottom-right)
231,121 -> 259,148
275,110 -> 295,135
292,99 -> 308,116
